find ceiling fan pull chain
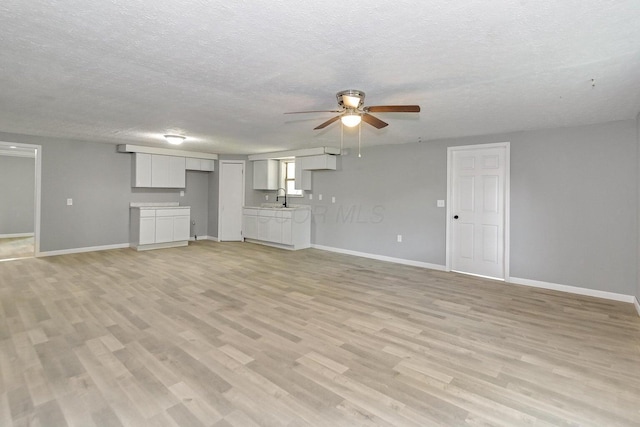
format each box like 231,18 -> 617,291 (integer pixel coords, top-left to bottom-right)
358,121 -> 362,158
340,122 -> 344,154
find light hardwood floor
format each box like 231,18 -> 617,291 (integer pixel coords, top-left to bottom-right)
0,236 -> 34,260
0,241 -> 639,426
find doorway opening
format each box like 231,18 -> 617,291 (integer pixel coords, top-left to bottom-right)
0,141 -> 42,261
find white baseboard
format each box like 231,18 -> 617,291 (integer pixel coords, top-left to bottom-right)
312,244 -> 447,271
509,276 -> 636,304
0,233 -> 34,239
311,244 -> 636,309
38,243 -> 130,257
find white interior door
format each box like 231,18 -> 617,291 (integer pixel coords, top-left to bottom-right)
447,143 -> 509,280
219,161 -> 245,241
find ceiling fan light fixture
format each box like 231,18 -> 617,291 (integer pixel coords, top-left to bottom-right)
336,89 -> 365,109
341,113 -> 361,128
164,134 -> 186,145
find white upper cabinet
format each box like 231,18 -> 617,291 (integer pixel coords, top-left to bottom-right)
298,154 -> 337,170
294,159 -> 312,191
134,154 -> 186,188
168,156 -> 186,188
134,153 -> 152,187
253,159 -> 279,190
186,158 -> 215,172
185,157 -> 201,170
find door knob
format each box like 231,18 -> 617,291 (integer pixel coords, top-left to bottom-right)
453,215 -> 459,219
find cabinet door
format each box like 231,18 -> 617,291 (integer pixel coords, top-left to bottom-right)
168,156 -> 186,188
139,216 -> 156,244
155,216 -> 174,243
185,157 -> 201,170
253,159 -> 278,190
151,155 -> 170,187
201,159 -> 215,171
173,215 -> 190,241
134,153 -> 152,187
257,216 -> 270,241
243,215 -> 257,239
266,217 -> 282,243
281,218 -> 292,245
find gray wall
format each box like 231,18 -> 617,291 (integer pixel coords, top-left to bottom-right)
247,119 -> 638,296
0,155 -> 35,235
0,132 -> 212,252
2,117 -> 638,298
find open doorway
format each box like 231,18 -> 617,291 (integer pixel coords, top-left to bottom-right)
0,141 -> 41,261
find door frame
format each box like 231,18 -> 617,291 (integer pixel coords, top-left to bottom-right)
217,160 -> 245,241
445,142 -> 510,280
0,141 -> 42,258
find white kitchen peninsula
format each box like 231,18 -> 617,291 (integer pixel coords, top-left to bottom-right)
130,203 -> 191,251
242,206 -> 311,250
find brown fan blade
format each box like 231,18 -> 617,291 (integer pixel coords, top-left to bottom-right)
284,110 -> 342,114
361,113 -> 388,129
314,115 -> 341,130
364,105 -> 421,113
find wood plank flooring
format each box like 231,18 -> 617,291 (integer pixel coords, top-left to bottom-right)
0,237 -> 34,260
0,240 -> 639,426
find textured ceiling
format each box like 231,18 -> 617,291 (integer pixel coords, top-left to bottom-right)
0,0 -> 639,154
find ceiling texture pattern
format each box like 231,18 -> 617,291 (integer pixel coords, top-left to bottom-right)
0,0 -> 639,154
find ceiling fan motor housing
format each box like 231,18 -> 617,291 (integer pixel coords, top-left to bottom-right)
336,89 -> 365,109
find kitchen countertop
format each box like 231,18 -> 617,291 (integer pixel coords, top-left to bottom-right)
130,202 -> 188,209
244,204 -> 310,211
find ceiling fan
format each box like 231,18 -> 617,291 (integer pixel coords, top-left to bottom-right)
285,90 -> 420,130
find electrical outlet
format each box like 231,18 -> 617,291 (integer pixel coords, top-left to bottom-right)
331,196 -> 336,203
66,198 -> 73,206
437,199 -> 445,207
180,190 -> 184,197
265,195 -> 269,200
319,194 -> 323,201
309,194 -> 313,200
397,234 -> 402,243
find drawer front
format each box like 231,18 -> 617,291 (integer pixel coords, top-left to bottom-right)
139,209 -> 156,217
156,208 -> 190,217
258,210 -> 277,218
243,208 -> 259,216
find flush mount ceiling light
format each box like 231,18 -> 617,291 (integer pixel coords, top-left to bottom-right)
340,112 -> 362,128
164,135 -> 186,145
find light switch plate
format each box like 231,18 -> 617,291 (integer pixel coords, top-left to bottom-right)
66,198 -> 73,206
331,196 -> 336,203
319,194 -> 323,201
309,194 -> 313,200
180,191 -> 184,197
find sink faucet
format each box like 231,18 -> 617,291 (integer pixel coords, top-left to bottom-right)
276,188 -> 287,208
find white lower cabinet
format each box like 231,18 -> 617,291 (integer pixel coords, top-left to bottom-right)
130,207 -> 191,250
139,214 -> 156,245
242,207 -> 310,250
